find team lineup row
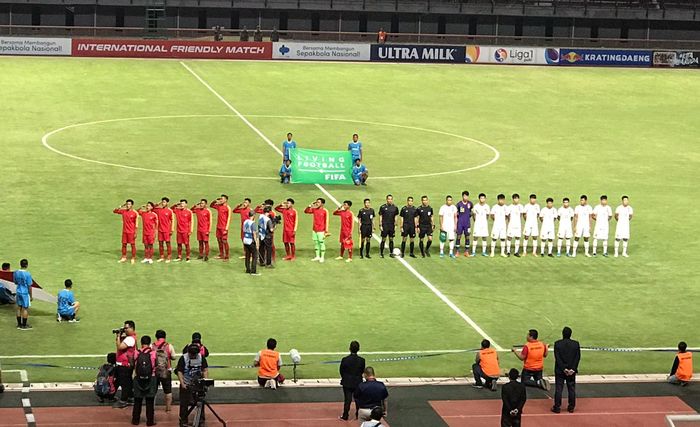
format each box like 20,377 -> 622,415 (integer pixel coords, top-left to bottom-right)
111,191 -> 634,265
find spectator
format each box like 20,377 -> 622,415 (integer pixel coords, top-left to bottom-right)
511,329 -> 550,390
114,320 -> 138,408
255,338 -> 284,388
668,341 -> 693,387
254,26 -> 263,42
132,335 -> 157,426
339,340 -> 366,420
501,368 -> 527,427
377,28 -> 387,44
152,329 -> 176,412
271,26 -> 279,42
56,279 -> 80,322
182,332 -> 210,357
354,367 -> 388,421
240,26 -> 249,42
360,407 -> 385,427
552,326 -> 580,413
473,339 -> 500,391
13,258 -> 33,330
176,344 -> 209,427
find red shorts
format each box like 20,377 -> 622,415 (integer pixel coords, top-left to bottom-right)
283,230 -> 296,243
340,234 -> 353,249
142,234 -> 155,245
158,231 -> 172,242
177,232 -> 190,245
216,228 -> 228,240
197,231 -> 209,242
122,232 -> 135,244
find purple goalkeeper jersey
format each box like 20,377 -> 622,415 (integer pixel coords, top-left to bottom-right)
456,201 -> 473,227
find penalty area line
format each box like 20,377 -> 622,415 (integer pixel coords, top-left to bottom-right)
179,60 -> 504,351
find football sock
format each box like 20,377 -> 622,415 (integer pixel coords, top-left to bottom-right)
22,317 -> 27,327
584,241 -> 590,254
557,239 -> 563,253
365,241 -> 371,256
592,239 -> 598,253
131,245 -> 136,259
491,240 -> 496,255
360,241 -> 365,255
566,239 -> 571,254
603,240 -> 608,254
449,240 -> 455,254
523,239 -> 528,252
425,240 -> 432,252
481,240 -> 487,253
166,242 -> 172,258
218,241 -> 223,256
507,240 -> 512,253
401,241 -> 406,254
380,241 -> 385,256
314,240 -> 321,258
16,316 -> 21,327
540,241 -> 545,254
439,242 -> 445,253
199,242 -> 204,257
466,238 -> 471,253
622,240 -> 628,254
548,241 -> 553,254
514,239 -> 521,254
419,241 -> 424,255
177,245 -> 182,258
501,240 -> 506,255
159,242 -> 164,258
389,239 -> 394,253
121,244 -> 127,257
348,248 -> 352,259
284,243 -> 290,256
319,240 -> 326,259
185,244 -> 190,259
573,240 -> 579,255
340,247 -> 345,257
223,241 -> 229,258
409,242 -> 414,254
614,240 -> 620,255
204,242 -> 209,257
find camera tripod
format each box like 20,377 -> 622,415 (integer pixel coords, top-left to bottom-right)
187,394 -> 227,427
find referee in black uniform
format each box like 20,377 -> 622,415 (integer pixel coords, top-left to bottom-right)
415,195 -> 435,257
378,195 -> 399,258
399,197 -> 417,258
357,198 -> 375,259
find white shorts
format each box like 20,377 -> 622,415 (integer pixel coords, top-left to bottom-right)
540,227 -> 555,240
473,222 -> 489,238
557,227 -> 573,239
491,226 -> 506,240
575,224 -> 590,238
615,225 -> 630,240
443,229 -> 456,241
523,223 -> 539,237
594,226 -> 609,240
507,226 -> 521,239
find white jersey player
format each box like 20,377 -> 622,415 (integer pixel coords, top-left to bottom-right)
614,195 -> 634,257
490,194 -> 508,257
572,195 -> 593,257
438,195 -> 458,258
506,194 -> 524,257
471,193 -> 490,256
592,195 -> 613,256
522,194 -> 540,256
539,198 -> 557,257
557,198 -> 575,257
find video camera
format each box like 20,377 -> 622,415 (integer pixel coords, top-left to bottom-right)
271,215 -> 282,225
112,327 -> 126,335
190,378 -> 215,399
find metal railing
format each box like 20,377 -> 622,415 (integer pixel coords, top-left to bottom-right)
2,25 -> 699,49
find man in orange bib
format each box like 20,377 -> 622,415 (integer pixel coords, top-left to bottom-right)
668,341 -> 693,387
255,338 -> 285,389
512,329 -> 550,391
473,339 -> 501,391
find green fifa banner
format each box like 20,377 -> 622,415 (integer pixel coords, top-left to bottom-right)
289,148 -> 354,185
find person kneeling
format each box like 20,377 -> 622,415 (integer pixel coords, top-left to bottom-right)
352,159 -> 368,186
255,338 -> 284,389
472,339 -> 500,391
279,160 -> 292,184
57,279 -> 80,322
668,341 -> 693,387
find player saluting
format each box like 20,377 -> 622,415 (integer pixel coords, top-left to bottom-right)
614,195 -> 633,258
348,133 -> 363,163
539,198 -> 557,257
455,191 -> 474,257
137,202 -> 159,264
399,197 -> 417,258
333,201 -> 355,262
438,195 -> 458,258
556,198 -> 574,257
211,195 -> 232,260
275,199 -> 298,261
114,199 -> 139,264
172,199 -> 194,262
472,193 -> 490,257
357,199 -> 375,259
191,199 -> 212,261
592,195 -> 613,257
572,195 -> 593,257
506,194 -> 524,257
153,197 -> 174,263
490,194 -> 508,257
282,132 -> 296,163
304,198 -> 330,263
522,194 -> 540,257
379,195 -> 399,258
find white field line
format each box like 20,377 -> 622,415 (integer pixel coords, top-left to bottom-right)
180,60 -> 504,351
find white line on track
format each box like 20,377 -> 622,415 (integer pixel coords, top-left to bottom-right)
180,60 -> 504,351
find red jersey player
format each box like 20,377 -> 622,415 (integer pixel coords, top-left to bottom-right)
275,198 -> 298,261
304,198 -> 330,263
113,199 -> 139,264
255,199 -> 277,262
191,199 -> 212,261
210,195 -> 232,260
232,198 -> 252,259
137,202 -> 159,264
153,197 -> 175,263
172,199 -> 194,262
333,200 -> 355,262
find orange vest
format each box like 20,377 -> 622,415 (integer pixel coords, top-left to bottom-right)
523,340 -> 546,371
479,348 -> 500,377
258,349 -> 280,378
676,352 -> 693,381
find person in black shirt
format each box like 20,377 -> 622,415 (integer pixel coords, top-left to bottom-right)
339,341 -> 366,420
181,332 -> 210,357
176,344 -> 209,427
415,195 -> 435,257
399,197 -> 417,258
501,368 -> 527,427
354,367 -> 389,421
378,195 -> 399,258
552,326 -> 580,414
357,199 -> 375,259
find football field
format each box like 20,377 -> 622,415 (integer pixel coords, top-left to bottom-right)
1,57 -> 699,383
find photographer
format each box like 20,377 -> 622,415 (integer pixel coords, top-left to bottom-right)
181,332 -> 210,358
258,206 -> 275,268
176,344 -> 209,427
114,320 -> 137,409
132,336 -> 157,426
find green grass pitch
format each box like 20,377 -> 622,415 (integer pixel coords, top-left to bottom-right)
0,57 -> 699,383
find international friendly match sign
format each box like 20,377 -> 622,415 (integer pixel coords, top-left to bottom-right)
289,148 -> 354,185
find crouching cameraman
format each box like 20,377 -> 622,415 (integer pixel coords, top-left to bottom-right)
176,344 -> 209,427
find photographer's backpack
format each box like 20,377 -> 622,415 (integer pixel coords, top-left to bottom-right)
154,343 -> 170,379
94,363 -> 116,398
135,350 -> 153,380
